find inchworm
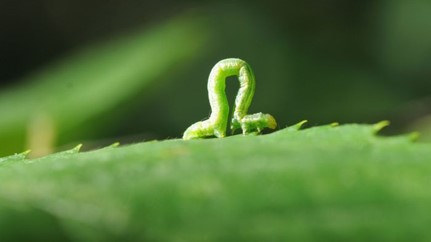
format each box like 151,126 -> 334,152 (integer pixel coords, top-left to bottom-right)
183,58 -> 277,140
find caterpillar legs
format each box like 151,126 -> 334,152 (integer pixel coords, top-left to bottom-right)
183,113 -> 277,140
183,119 -> 226,140
231,113 -> 277,135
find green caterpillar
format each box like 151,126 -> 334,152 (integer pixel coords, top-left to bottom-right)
183,58 -> 277,140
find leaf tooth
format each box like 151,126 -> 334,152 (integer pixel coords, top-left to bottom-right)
330,122 -> 339,127
108,142 -> 120,148
65,144 -> 83,154
373,120 -> 390,133
408,131 -> 420,142
21,150 -> 32,158
74,144 -> 83,152
0,150 -> 31,165
291,120 -> 308,131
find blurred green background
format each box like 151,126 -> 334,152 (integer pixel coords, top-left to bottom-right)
1,0 -> 430,157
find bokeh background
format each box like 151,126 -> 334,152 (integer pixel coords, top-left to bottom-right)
1,0 -> 430,157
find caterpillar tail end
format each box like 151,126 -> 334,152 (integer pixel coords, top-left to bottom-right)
183,120 -> 226,140
183,121 -> 203,140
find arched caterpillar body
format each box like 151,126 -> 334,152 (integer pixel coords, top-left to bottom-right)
183,58 -> 277,140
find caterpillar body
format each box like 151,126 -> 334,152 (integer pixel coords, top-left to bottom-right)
183,58 -> 276,140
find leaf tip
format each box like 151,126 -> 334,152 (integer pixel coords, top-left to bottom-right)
373,120 -> 390,133
72,144 -> 83,153
330,122 -> 339,127
293,120 -> 308,130
109,142 -> 120,148
22,150 -> 32,157
408,131 -> 420,142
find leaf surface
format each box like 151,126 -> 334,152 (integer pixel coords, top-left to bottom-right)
0,123 -> 430,241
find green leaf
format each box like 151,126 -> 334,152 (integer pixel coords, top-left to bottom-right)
0,123 -> 430,241
0,14 -> 211,156
0,150 -> 30,167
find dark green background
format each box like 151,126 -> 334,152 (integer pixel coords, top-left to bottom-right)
1,0 -> 430,154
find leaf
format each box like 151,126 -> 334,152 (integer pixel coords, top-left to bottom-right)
0,14 -> 211,156
0,150 -> 30,167
0,123 -> 430,241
